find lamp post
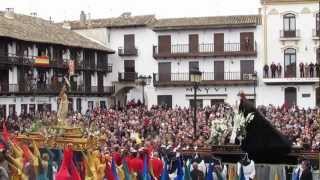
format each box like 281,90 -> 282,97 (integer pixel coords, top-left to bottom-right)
252,71 -> 258,107
137,75 -> 152,105
189,70 -> 202,139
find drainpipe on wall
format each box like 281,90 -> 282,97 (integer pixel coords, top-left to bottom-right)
263,5 -> 268,66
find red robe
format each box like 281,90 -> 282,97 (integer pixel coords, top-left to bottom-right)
56,148 -> 81,180
150,157 -> 163,178
105,162 -> 114,180
130,157 -> 143,173
112,152 -> 122,166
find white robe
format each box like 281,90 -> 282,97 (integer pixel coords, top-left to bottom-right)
237,160 -> 256,180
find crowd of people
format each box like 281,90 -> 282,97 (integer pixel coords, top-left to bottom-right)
3,100 -> 320,152
263,62 -> 320,78
0,100 -> 318,179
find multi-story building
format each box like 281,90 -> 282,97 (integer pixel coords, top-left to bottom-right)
260,0 -> 319,108
67,13 -> 261,108
151,15 -> 261,107
66,12 -> 157,107
0,9 -> 114,117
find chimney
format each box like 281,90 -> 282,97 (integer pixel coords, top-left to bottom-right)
80,11 -> 86,26
4,8 -> 14,19
120,12 -> 131,18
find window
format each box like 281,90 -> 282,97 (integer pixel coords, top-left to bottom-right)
21,104 -> 27,114
190,99 -> 203,109
76,98 -> 82,113
100,101 -> 106,109
211,99 -> 224,106
283,14 -> 296,37
88,101 -> 94,110
189,61 -> 199,72
284,48 -> 296,78
157,95 -> 172,108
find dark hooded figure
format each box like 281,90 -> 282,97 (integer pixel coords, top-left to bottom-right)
239,93 -> 292,162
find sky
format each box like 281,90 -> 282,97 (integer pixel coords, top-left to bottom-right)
0,0 -> 261,22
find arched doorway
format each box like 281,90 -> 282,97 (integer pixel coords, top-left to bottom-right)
284,87 -> 297,108
316,87 -> 320,107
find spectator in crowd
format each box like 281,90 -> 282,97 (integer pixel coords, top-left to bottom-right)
309,62 -> 314,78
263,64 -> 269,78
277,63 -> 282,78
305,62 -> 309,78
300,62 -> 305,78
271,62 -> 277,78
316,62 -> 320,77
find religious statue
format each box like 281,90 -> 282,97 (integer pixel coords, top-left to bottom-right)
57,77 -> 70,127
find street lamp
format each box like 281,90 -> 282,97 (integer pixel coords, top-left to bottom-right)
252,71 -> 258,107
189,70 -> 202,139
137,75 -> 152,105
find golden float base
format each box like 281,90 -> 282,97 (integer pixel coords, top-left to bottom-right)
15,126 -> 104,151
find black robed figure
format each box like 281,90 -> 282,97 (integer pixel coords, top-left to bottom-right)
238,94 -> 292,162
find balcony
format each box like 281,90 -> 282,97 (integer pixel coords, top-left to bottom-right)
0,54 -> 34,66
118,47 -> 138,56
0,54 -> 111,73
153,72 -> 256,87
280,30 -> 300,41
118,72 -> 138,82
153,42 -> 257,59
0,83 -> 114,96
312,29 -> 320,40
262,68 -> 318,85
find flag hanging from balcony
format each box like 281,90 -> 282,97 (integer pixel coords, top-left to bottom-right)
34,56 -> 49,67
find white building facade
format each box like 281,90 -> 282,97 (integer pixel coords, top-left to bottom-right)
259,0 -> 320,108
71,14 -> 261,108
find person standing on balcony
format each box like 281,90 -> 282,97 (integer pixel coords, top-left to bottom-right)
277,63 -> 282,78
305,62 -> 309,78
316,62 -> 320,77
309,62 -> 314,78
270,62 -> 277,78
300,62 -> 305,77
263,64 -> 269,78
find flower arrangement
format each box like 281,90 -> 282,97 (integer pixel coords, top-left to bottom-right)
230,112 -> 255,144
209,118 -> 231,145
209,109 -> 255,145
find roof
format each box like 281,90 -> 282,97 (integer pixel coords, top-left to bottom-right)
261,0 -> 319,4
66,15 -> 156,30
0,11 -> 114,52
152,15 -> 262,31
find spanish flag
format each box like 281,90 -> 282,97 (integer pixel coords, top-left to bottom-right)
34,56 -> 49,67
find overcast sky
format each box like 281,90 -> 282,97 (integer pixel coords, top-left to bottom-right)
1,0 -> 261,22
